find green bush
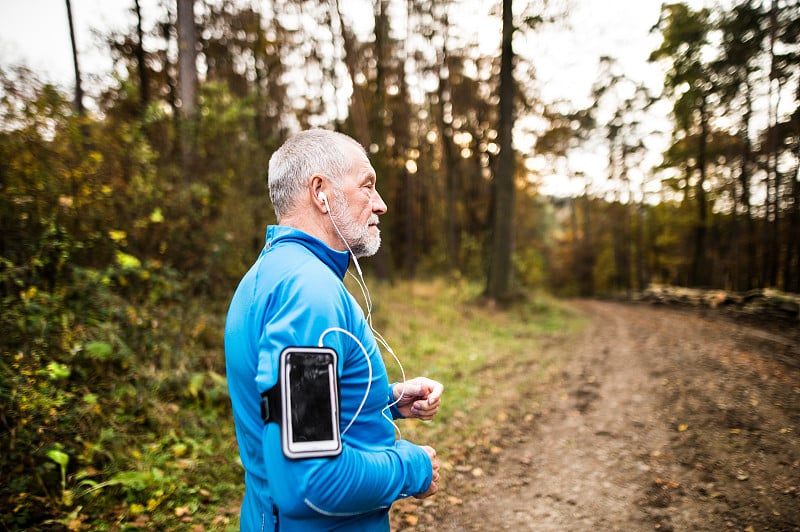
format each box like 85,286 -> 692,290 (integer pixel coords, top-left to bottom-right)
0,68 -> 242,531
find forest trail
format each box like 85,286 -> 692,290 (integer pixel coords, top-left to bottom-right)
409,300 -> 800,531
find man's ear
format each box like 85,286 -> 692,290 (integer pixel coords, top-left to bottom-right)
310,174 -> 328,213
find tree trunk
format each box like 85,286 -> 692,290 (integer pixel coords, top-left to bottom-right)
635,201 -> 646,291
486,0 -> 515,302
691,97 -> 708,287
177,0 -> 198,181
739,85 -> 755,290
784,98 -> 800,292
161,19 -> 179,124
765,0 -> 781,288
434,9 -> 460,273
404,8 -> 416,279
134,0 -> 149,112
372,0 -> 390,280
177,0 -> 197,117
334,0 -> 370,147
65,0 -> 84,116
584,195 -> 595,296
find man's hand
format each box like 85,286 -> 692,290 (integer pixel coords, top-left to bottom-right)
393,377 -> 443,420
414,445 -> 440,499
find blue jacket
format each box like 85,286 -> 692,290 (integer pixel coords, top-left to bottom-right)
224,226 -> 433,531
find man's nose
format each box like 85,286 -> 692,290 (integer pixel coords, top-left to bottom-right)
373,190 -> 387,215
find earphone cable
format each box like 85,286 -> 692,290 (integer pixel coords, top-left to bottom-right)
325,204 -> 407,438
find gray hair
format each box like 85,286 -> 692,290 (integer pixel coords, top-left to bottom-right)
268,129 -> 365,221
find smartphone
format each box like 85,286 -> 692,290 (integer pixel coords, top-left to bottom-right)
279,347 -> 342,459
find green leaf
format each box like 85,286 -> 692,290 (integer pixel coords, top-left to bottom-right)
115,251 -> 142,270
187,373 -> 205,398
44,361 -> 71,380
107,470 -> 155,491
46,449 -> 69,469
47,449 -> 70,494
85,341 -> 112,360
108,230 -> 127,242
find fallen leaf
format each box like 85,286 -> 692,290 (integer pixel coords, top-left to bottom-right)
132,515 -> 150,527
654,477 -> 680,489
403,515 -> 419,526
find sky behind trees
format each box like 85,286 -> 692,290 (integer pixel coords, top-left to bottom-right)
0,1 -> 666,106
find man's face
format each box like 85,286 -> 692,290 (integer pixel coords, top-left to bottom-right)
330,145 -> 387,258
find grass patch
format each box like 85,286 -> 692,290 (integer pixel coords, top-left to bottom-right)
364,279 -> 580,464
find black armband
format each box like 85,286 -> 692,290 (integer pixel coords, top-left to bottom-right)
260,385 -> 281,425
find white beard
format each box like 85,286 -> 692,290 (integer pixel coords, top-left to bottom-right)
330,190 -> 381,258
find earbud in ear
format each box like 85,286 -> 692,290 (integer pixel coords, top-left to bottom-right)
318,191 -> 327,202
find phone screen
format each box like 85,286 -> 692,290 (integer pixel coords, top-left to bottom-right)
288,354 -> 334,442
280,347 -> 341,459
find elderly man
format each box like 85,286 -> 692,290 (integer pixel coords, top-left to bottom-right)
224,129 -> 443,531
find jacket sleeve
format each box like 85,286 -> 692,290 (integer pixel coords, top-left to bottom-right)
266,429 -> 432,518
387,384 -> 404,420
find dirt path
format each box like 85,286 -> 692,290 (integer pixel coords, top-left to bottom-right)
412,300 -> 800,531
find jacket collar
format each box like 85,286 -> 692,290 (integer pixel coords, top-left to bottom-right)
264,225 -> 351,279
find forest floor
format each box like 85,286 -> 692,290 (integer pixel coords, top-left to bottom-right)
400,300 -> 800,531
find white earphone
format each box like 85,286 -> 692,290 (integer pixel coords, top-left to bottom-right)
318,191 -> 328,212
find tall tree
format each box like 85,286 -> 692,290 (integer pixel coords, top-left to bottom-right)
714,1 -> 765,290
65,0 -> 84,116
134,0 -> 149,111
432,6 -> 460,273
177,0 -> 198,179
177,0 -> 197,117
334,0 -> 370,147
764,0 -> 780,287
772,0 -> 800,292
486,0 -> 516,302
650,3 -> 713,287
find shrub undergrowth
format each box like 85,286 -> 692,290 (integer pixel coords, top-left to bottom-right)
1,244 -> 239,531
